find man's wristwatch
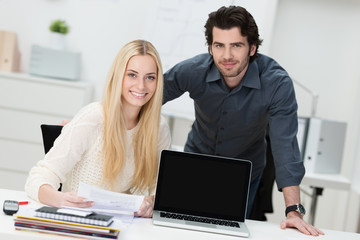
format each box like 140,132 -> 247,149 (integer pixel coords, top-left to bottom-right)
285,203 -> 306,217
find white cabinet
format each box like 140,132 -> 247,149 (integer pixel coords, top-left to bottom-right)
0,72 -> 92,190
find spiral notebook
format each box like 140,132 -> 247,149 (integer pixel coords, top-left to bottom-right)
35,206 -> 114,227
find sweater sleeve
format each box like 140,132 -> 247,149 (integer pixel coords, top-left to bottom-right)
148,115 -> 172,195
25,102 -> 103,201
157,115 -> 172,154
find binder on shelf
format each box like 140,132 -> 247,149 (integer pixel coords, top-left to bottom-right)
35,206 -> 114,227
299,117 -> 347,174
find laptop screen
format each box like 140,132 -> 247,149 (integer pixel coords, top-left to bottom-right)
154,150 -> 252,222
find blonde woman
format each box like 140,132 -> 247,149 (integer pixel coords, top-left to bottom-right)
25,40 -> 171,218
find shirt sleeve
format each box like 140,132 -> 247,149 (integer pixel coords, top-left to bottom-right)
267,76 -> 305,190
163,64 -> 188,104
25,103 -> 103,201
163,54 -> 209,104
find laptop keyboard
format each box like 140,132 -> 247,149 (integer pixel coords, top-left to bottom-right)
159,212 -> 240,228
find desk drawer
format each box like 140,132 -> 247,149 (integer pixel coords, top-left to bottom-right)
0,139 -> 43,173
0,108 -> 65,143
0,170 -> 28,190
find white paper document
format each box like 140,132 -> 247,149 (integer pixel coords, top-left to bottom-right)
77,182 -> 144,212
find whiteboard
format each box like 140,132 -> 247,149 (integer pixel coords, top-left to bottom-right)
143,0 -> 278,119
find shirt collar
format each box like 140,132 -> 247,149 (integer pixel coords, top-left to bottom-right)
205,57 -> 261,90
206,61 -> 222,83
242,60 -> 261,89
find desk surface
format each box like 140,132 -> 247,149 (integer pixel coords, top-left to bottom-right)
303,172 -> 351,190
1,189 -> 359,240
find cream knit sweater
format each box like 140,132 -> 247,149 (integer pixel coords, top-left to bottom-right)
25,102 -> 171,201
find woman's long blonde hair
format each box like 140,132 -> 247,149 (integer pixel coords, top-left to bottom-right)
102,40 -> 164,193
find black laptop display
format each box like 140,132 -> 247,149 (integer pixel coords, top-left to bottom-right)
153,150 -> 252,237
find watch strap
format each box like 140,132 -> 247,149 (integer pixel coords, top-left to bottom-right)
285,204 -> 305,216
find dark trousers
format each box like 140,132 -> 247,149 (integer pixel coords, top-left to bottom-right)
248,135 -> 276,220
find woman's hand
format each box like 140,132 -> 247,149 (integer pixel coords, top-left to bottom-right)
38,184 -> 94,208
56,192 -> 94,208
134,195 -> 155,218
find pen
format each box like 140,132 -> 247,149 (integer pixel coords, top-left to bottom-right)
18,201 -> 29,205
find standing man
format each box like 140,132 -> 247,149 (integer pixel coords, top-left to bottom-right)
163,6 -> 324,236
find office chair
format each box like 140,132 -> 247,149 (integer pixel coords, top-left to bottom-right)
40,124 -> 63,191
40,124 -> 63,154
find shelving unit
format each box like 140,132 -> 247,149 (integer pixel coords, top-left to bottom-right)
0,72 -> 92,190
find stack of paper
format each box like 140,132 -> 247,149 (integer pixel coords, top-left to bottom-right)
13,183 -> 145,239
14,208 -> 122,239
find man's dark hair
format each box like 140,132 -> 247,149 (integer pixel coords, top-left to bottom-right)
204,6 -> 263,62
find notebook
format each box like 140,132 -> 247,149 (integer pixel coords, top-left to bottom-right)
35,206 -> 114,227
152,150 -> 252,237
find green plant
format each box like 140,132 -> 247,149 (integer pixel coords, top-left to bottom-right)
49,19 -> 69,34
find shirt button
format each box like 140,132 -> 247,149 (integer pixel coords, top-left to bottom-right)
223,111 -> 227,115
220,127 -> 224,130
218,141 -> 222,144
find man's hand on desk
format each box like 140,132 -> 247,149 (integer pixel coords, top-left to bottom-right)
281,186 -> 324,236
134,195 -> 154,218
280,211 -> 324,236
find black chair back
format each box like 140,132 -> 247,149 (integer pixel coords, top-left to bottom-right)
40,124 -> 64,191
40,124 -> 63,154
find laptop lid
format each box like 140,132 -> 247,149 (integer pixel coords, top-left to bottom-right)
153,150 -> 252,237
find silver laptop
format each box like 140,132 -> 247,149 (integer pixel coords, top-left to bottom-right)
153,150 -> 252,237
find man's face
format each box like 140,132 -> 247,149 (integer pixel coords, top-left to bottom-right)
210,26 -> 256,89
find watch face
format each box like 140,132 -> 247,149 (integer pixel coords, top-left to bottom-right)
298,204 -> 306,215
285,204 -> 306,217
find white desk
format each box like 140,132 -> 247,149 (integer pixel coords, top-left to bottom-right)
120,218 -> 360,240
303,173 -> 351,190
302,173 -> 351,225
1,189 -> 360,240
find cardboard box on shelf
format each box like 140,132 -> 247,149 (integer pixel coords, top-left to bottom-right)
0,31 -> 21,72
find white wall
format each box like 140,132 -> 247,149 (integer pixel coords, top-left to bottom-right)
271,0 -> 360,174
266,0 -> 360,232
0,0 -> 152,101
0,0 -> 276,103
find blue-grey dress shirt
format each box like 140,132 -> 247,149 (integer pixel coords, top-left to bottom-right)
163,53 -> 305,190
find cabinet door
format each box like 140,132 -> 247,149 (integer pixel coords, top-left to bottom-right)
0,75 -> 92,117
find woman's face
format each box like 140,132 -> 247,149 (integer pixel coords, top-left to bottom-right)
121,54 -> 157,111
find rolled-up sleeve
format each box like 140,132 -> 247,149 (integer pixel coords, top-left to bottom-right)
268,75 -> 305,190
